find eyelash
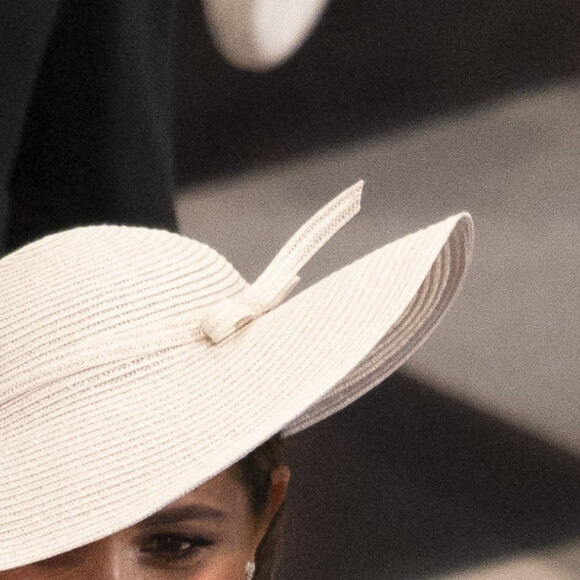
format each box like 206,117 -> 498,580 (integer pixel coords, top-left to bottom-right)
141,534 -> 214,562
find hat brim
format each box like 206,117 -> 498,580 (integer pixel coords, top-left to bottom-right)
0,212 -> 472,570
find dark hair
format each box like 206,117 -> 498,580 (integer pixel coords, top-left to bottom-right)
236,434 -> 286,580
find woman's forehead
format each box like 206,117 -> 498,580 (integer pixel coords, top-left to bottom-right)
137,466 -> 250,527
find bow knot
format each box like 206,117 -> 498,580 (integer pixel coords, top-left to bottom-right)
199,277 -> 300,343
199,181 -> 363,344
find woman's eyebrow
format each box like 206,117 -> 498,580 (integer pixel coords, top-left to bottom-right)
139,504 -> 226,527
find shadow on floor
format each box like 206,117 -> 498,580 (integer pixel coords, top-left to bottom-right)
280,373 -> 580,580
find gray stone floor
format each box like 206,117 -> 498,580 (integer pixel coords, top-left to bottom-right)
434,539 -> 580,579
177,82 -> 580,578
177,80 -> 580,455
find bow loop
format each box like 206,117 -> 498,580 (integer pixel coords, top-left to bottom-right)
200,181 -> 364,343
199,276 -> 300,343
199,292 -> 261,344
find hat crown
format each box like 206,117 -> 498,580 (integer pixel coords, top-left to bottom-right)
0,181 -> 365,396
0,225 -> 246,394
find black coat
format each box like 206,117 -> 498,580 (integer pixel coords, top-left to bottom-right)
0,0 -> 177,256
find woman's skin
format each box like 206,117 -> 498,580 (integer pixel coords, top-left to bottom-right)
1,465 -> 289,579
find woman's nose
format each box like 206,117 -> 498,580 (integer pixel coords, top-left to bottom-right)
73,539 -> 140,580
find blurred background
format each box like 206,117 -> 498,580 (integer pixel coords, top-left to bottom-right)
173,1 -> 580,578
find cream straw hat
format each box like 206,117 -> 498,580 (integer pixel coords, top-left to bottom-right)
0,182 -> 473,570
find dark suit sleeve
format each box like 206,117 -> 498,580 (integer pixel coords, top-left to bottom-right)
2,0 -> 177,255
0,0 -> 62,252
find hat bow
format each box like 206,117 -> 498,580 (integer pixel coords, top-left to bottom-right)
199,181 -> 363,343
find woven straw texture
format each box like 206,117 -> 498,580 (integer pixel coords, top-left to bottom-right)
0,183 -> 473,569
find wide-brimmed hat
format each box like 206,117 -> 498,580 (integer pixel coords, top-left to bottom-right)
0,182 -> 473,570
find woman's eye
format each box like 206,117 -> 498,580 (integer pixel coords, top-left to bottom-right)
141,534 -> 213,562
